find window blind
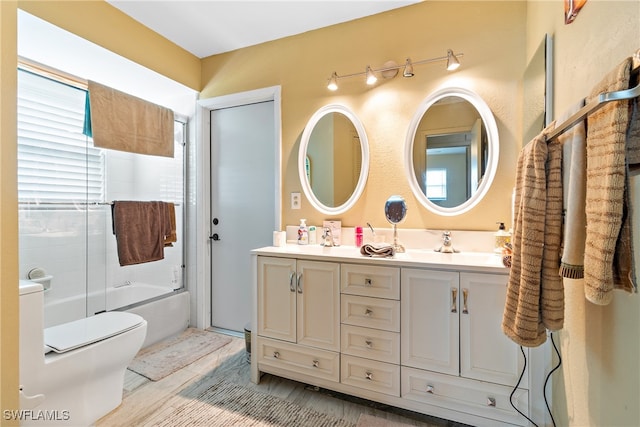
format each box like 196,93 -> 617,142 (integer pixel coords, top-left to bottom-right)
426,168 -> 448,200
17,69 -> 104,203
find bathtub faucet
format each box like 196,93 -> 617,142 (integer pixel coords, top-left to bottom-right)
114,280 -> 132,288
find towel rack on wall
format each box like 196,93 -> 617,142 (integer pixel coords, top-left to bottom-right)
548,50 -> 640,142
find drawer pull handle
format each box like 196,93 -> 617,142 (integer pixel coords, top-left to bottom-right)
297,274 -> 303,294
463,288 -> 469,314
451,288 -> 458,313
289,272 -> 295,292
364,308 -> 373,317
312,360 -> 319,368
365,371 -> 373,380
273,351 -> 280,359
365,278 -> 372,287
426,385 -> 434,394
365,339 -> 373,349
487,397 -> 496,407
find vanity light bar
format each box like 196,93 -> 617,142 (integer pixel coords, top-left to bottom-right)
327,49 -> 463,91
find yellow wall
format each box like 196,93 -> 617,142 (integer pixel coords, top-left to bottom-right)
526,1 -> 640,426
201,1 -> 526,231
1,1 -> 19,422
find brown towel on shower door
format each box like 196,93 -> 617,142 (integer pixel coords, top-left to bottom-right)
584,57 -> 637,305
164,202 -> 177,247
112,201 -> 172,266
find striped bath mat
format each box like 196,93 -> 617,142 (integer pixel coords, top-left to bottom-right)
128,328 -> 232,381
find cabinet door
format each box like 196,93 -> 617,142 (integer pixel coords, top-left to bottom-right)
257,256 -> 297,343
401,269 -> 459,375
296,260 -> 340,351
459,273 -> 527,387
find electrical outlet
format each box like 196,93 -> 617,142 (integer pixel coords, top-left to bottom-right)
291,192 -> 301,209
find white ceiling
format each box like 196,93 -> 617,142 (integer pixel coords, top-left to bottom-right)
106,1 -> 420,58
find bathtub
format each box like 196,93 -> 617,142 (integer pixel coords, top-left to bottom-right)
44,283 -> 190,348
106,282 -> 172,310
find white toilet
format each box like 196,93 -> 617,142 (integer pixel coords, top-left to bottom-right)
19,280 -> 147,426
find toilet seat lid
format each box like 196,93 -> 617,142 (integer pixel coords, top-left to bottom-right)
44,312 -> 144,354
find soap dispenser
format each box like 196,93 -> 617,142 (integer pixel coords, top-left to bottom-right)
298,219 -> 309,245
494,222 -> 511,253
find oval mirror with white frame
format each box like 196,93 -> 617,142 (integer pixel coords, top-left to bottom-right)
299,104 -> 369,215
404,87 -> 499,216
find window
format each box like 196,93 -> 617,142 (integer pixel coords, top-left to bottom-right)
426,168 -> 447,200
17,69 -> 104,204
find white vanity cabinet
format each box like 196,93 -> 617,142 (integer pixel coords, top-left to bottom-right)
340,263 -> 401,396
252,248 -> 547,427
256,256 -> 340,383
400,268 -> 529,426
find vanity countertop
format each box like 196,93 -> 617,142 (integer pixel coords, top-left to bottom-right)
252,244 -> 508,274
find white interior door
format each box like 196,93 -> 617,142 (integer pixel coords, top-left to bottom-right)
210,101 -> 276,332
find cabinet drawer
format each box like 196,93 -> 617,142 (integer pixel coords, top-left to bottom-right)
341,324 -> 400,364
401,366 -> 529,426
257,337 -> 339,383
341,264 -> 400,299
341,295 -> 400,332
341,354 -> 400,397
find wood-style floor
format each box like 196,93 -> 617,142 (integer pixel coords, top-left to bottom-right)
96,332 -> 460,427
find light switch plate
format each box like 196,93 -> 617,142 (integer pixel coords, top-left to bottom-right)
291,192 -> 301,209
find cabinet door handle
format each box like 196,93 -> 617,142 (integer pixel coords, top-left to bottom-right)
312,360 -> 319,368
365,371 -> 373,380
273,351 -> 280,359
364,308 -> 373,317
451,288 -> 458,313
365,278 -> 372,287
487,397 -> 496,407
365,339 -> 373,349
297,273 -> 303,293
289,272 -> 295,292
463,288 -> 469,314
426,385 -> 434,394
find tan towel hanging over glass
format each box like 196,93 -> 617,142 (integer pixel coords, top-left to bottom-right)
87,81 -> 174,158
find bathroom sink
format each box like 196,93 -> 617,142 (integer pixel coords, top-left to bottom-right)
285,244 -> 361,257
265,245 -> 505,268
399,249 -> 503,268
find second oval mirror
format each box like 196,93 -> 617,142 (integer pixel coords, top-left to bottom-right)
405,87 -> 499,216
299,104 -> 369,215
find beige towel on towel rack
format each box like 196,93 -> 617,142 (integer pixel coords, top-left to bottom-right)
112,201 -> 173,266
559,100 -> 587,280
584,57 -> 637,305
626,60 -> 640,166
502,127 -> 564,347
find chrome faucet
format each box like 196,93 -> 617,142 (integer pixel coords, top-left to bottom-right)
322,227 -> 334,247
114,280 -> 132,288
435,231 -> 459,253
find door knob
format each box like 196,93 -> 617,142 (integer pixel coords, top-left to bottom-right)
209,233 -> 221,241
